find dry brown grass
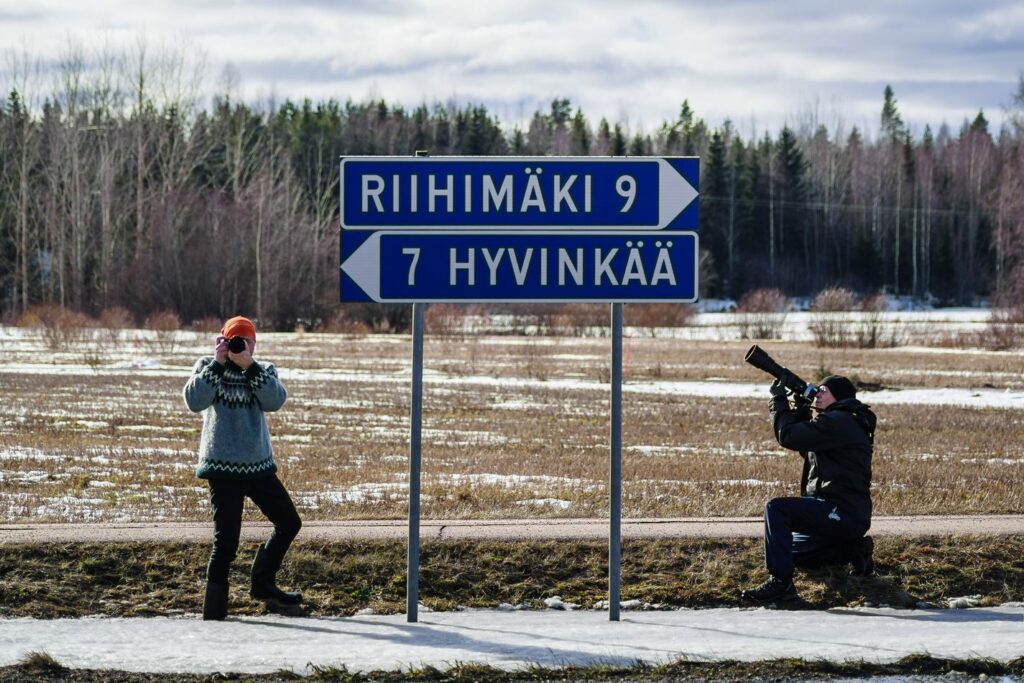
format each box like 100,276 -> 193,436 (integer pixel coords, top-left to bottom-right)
1,328 -> 1023,522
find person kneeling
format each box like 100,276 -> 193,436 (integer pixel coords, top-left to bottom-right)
743,375 -> 877,605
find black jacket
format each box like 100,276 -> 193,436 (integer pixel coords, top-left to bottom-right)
770,395 -> 876,528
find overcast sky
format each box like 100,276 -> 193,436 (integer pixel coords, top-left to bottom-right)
2,0 -> 1022,139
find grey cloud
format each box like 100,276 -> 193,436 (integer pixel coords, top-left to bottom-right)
0,8 -> 47,21
177,0 -> 412,12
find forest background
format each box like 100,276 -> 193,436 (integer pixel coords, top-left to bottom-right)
2,44 -> 1024,332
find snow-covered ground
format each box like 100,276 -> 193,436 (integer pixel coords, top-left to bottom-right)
3,358 -> 1022,410
1,607 -> 1022,675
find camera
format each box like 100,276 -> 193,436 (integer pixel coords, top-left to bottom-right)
744,345 -> 818,401
227,336 -> 248,354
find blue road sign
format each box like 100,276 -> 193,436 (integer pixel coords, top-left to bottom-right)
340,157 -> 699,231
340,231 -> 698,303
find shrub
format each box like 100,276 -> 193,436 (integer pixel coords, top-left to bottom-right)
188,316 -> 222,334
808,287 -> 857,347
736,288 -> 788,340
98,307 -> 135,330
97,307 -> 135,345
985,306 -> 1024,350
16,305 -> 94,350
625,303 -> 696,334
314,308 -> 370,335
425,304 -> 470,336
854,293 -> 897,349
809,289 -> 906,348
550,304 -> 607,337
143,310 -> 182,354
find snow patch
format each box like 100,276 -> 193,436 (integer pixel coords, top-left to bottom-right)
1,607 -> 1023,674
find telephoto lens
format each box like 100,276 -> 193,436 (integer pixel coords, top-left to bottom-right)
227,336 -> 247,354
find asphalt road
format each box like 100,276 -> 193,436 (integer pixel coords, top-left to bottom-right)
2,515 -> 1023,544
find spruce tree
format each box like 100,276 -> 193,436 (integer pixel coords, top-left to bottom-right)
881,85 -> 905,141
701,130 -> 729,295
611,123 -> 627,156
570,108 -> 591,155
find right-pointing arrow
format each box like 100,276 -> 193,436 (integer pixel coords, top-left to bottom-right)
658,159 -> 699,229
341,233 -> 382,301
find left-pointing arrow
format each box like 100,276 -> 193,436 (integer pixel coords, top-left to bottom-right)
341,233 -> 382,301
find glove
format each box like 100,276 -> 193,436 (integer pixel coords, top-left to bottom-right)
769,378 -> 788,398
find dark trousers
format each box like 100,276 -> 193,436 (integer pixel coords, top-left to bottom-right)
206,474 -> 302,584
764,496 -> 867,581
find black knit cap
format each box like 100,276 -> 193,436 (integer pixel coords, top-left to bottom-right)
820,375 -> 856,401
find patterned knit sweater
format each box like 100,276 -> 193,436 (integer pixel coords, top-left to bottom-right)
183,357 -> 288,479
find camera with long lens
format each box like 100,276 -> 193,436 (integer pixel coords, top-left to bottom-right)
227,336 -> 248,354
744,345 -> 818,401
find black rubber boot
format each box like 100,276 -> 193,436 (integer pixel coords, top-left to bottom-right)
203,581 -> 229,621
250,545 -> 302,605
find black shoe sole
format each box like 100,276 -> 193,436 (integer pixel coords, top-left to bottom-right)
741,589 -> 799,605
264,601 -> 306,617
250,590 -> 302,605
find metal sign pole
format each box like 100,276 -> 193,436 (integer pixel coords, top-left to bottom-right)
407,302 -> 424,623
406,149 -> 430,624
609,302 -> 623,621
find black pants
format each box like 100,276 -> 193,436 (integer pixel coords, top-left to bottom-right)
206,474 -> 302,584
764,496 -> 868,581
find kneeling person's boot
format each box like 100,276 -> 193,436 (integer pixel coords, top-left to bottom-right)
741,576 -> 798,605
203,581 -> 229,621
849,535 -> 875,577
250,545 -> 302,605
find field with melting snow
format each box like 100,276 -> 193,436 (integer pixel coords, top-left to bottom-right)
1,311 -> 1023,522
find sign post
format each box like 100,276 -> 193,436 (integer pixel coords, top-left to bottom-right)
407,301 -> 424,622
340,155 -> 699,623
609,302 -> 623,621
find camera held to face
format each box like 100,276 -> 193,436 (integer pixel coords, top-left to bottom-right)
744,344 -> 819,401
227,336 -> 248,354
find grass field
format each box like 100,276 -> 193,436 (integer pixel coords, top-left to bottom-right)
2,536 -> 1022,619
2,322 -> 1024,523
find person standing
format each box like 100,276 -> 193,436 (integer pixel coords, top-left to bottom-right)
183,315 -> 302,620
742,375 -> 877,605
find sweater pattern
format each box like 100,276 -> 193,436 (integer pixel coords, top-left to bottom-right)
183,357 -> 286,480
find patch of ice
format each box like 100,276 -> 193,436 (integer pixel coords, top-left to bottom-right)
438,473 -> 594,489
543,596 -> 578,610
515,498 -> 572,510
946,595 -> 982,609
2,470 -> 51,483
0,447 -> 61,461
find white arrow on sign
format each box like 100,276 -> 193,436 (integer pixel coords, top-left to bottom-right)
341,232 -> 383,301
657,159 -> 699,229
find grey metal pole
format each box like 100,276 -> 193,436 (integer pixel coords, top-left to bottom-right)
609,302 -> 623,621
407,302 -> 424,623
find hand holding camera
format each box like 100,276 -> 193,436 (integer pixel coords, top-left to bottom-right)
744,345 -> 819,402
226,335 -> 253,370
214,336 -> 229,365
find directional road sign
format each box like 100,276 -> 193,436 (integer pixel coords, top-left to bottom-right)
340,231 -> 697,302
339,155 -> 700,302
340,157 -> 699,231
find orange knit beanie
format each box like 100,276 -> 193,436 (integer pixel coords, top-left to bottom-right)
221,316 -> 256,340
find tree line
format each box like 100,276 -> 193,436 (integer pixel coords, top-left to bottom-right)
1,44 -> 1023,330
